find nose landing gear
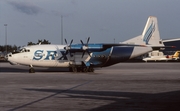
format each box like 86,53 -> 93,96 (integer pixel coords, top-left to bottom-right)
29,65 -> 35,73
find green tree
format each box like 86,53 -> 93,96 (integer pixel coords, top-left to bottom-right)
0,45 -> 19,53
27,39 -> 51,45
38,39 -> 51,44
27,42 -> 36,46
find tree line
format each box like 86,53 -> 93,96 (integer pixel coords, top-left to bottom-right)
0,45 -> 19,53
27,39 -> 51,45
0,39 -> 51,53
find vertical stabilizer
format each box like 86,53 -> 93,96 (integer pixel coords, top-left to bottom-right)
123,16 -> 164,46
142,16 -> 162,46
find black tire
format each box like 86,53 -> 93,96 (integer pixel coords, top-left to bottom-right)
72,67 -> 77,73
88,67 -> 94,72
29,68 -> 35,73
83,67 -> 88,72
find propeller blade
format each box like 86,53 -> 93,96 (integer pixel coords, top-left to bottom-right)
87,51 -> 91,57
70,39 -> 73,45
80,40 -> 84,45
86,37 -> 90,45
65,39 -> 68,45
82,51 -> 85,58
65,50 -> 68,55
59,51 -> 68,60
81,50 -> 91,58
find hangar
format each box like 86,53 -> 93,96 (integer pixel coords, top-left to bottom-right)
162,38 -> 180,55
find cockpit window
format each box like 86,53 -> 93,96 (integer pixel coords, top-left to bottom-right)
18,48 -> 30,53
12,47 -> 30,54
24,49 -> 30,52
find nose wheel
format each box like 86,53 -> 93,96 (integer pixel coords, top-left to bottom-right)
29,65 -> 35,73
29,68 -> 35,73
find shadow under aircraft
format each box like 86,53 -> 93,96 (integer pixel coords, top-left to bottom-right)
9,87 -> 180,111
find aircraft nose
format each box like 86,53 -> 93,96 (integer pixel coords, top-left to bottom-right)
5,53 -> 17,65
130,46 -> 152,59
4,53 -> 11,61
4,54 -> 7,60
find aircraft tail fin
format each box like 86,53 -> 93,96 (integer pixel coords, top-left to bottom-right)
173,51 -> 180,58
142,16 -> 162,46
123,16 -> 164,46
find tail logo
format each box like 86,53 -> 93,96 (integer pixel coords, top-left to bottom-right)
143,21 -> 155,44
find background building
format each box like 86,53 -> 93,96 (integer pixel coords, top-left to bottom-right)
162,38 -> 180,55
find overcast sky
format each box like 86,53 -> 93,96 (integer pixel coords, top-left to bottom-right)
1,0 -> 180,46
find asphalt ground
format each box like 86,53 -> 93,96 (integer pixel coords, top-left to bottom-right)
0,62 -> 180,111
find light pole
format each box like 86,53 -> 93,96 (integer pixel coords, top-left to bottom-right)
61,15 -> 63,45
4,24 -> 7,54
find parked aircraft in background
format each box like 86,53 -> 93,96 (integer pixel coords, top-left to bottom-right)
143,51 -> 180,62
171,51 -> 180,60
6,16 -> 162,73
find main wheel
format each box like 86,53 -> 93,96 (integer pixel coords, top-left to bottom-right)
88,67 -> 94,72
72,67 -> 77,73
83,67 -> 88,72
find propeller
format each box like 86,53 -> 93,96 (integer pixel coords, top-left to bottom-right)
80,37 -> 91,58
64,39 -> 73,50
62,39 -> 73,58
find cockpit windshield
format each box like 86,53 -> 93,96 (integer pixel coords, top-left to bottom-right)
20,48 -> 25,52
12,48 -> 30,54
20,48 -> 30,53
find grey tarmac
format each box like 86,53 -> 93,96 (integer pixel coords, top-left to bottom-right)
0,62 -> 180,111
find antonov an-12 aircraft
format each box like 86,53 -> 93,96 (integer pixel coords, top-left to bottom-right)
6,16 -> 163,73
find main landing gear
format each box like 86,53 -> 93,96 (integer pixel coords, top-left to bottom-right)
70,66 -> 94,73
